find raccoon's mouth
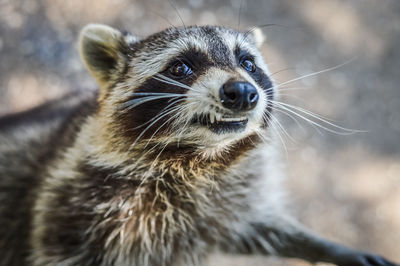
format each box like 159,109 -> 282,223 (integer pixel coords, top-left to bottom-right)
192,114 -> 248,133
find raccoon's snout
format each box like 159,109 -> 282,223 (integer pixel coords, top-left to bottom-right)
219,81 -> 259,112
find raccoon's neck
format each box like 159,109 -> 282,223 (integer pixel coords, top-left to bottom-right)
68,113 -> 265,186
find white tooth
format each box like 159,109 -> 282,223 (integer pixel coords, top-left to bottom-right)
216,113 -> 222,121
220,117 -> 247,122
210,114 -> 215,123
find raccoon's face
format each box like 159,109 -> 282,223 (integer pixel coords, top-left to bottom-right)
80,24 -> 275,155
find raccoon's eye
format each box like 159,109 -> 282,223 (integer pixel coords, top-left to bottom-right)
240,58 -> 256,73
169,61 -> 193,78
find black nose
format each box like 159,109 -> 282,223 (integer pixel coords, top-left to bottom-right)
219,81 -> 259,111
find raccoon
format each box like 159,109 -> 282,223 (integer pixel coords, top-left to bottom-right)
0,24 -> 397,266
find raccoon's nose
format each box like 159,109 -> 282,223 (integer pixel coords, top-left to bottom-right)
219,81 -> 259,111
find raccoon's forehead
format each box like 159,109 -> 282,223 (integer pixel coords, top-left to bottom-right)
128,26 -> 260,73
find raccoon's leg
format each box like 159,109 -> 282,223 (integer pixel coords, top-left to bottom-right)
251,221 -> 398,266
226,216 -> 398,266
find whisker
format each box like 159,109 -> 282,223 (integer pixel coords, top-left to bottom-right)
144,112 -> 181,148
152,73 -> 194,90
175,110 -> 194,147
272,104 -> 324,135
276,58 -> 356,88
149,10 -> 176,29
269,67 -> 296,78
268,112 -> 296,144
234,0 -> 244,46
155,64 -> 210,97
238,24 -> 277,47
254,130 -> 268,145
137,114 -> 192,172
167,0 -> 186,29
131,106 -> 183,148
271,100 -> 356,129
270,106 -> 307,132
268,119 -> 289,159
153,74 -> 201,93
131,101 -> 196,150
237,23 -> 298,48
277,86 -> 312,92
130,92 -> 183,96
132,98 -> 186,130
271,102 -> 361,135
133,135 -> 171,168
120,95 -> 183,110
144,103 -> 196,148
237,0 -> 244,32
150,137 -> 174,170
276,94 -> 320,110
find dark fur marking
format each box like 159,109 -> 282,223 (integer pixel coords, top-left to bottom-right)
201,27 -> 234,69
164,47 -> 213,78
113,47 -> 214,146
38,161 -> 139,265
114,79 -> 190,144
0,93 -> 98,265
128,26 -> 234,70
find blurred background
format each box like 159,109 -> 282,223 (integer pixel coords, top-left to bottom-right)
0,0 -> 399,265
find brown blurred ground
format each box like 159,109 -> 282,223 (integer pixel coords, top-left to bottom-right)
0,0 -> 399,265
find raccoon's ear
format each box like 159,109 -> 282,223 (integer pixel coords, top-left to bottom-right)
248,27 -> 266,48
79,24 -> 137,87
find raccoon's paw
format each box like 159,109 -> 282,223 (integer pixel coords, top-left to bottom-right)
331,252 -> 398,266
